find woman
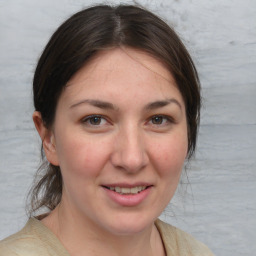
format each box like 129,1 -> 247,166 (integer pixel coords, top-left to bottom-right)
0,4 -> 214,256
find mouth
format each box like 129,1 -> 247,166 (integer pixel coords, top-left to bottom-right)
102,185 -> 152,195
101,183 -> 153,206
103,185 -> 151,195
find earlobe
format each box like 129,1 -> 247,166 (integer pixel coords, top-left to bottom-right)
32,111 -> 59,166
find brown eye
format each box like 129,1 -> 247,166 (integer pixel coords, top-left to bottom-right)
151,116 -> 164,124
82,115 -> 107,126
89,116 -> 102,125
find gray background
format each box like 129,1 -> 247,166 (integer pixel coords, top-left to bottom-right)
0,0 -> 255,255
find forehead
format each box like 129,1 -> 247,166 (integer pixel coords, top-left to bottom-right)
67,47 -> 175,85
62,47 -> 183,107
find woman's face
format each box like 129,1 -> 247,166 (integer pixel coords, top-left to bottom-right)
47,48 -> 188,235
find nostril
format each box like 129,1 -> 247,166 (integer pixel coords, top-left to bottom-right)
110,134 -> 149,172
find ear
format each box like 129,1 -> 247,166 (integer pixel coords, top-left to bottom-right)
32,111 -> 59,166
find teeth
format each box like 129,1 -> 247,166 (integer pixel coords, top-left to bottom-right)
115,187 -> 121,193
121,187 -> 131,194
131,187 -> 139,194
108,186 -> 147,194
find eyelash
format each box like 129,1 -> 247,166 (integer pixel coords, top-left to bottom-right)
148,115 -> 174,126
81,115 -> 108,126
82,114 -> 174,127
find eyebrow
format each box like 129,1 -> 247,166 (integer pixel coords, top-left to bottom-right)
144,98 -> 182,110
70,99 -> 117,110
70,98 -> 182,111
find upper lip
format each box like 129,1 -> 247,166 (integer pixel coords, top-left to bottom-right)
101,182 -> 153,188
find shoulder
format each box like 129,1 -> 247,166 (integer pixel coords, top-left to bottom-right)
0,219 -> 46,256
0,218 -> 69,256
155,219 -> 215,256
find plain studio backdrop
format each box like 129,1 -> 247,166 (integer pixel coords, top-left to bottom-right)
0,0 -> 255,255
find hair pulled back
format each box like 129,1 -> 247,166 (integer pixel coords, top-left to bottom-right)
30,4 -> 201,215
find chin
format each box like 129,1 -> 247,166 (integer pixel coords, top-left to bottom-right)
102,213 -> 156,236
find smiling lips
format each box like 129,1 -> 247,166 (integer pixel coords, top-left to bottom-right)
105,186 -> 147,194
102,184 -> 153,207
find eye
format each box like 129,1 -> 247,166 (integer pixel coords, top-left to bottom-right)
151,116 -> 164,125
149,115 -> 172,125
82,115 -> 107,126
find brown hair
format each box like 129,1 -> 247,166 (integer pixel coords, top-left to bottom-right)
29,4 -> 201,215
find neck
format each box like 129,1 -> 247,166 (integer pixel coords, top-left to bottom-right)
42,203 -> 165,256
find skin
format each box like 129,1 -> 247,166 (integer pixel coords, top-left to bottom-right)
33,48 -> 188,256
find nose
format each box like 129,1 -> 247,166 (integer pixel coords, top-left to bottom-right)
110,125 -> 149,173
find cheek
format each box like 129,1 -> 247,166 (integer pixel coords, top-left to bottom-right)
149,133 -> 188,178
55,133 -> 112,178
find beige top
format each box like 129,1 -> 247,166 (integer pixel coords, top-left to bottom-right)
0,218 -> 214,255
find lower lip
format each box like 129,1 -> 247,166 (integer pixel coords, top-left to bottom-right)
102,186 -> 152,207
